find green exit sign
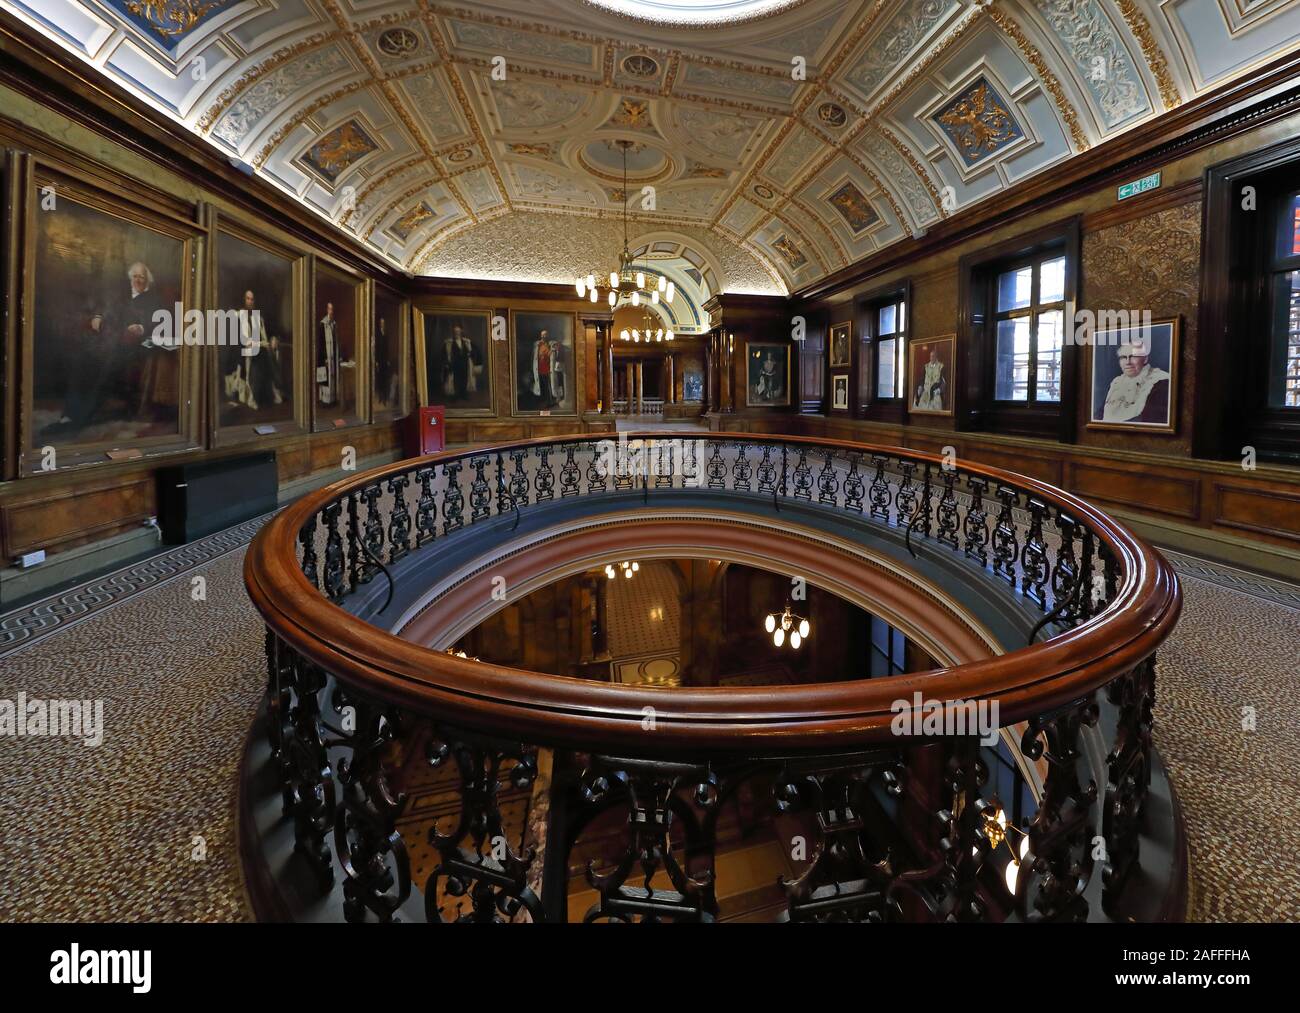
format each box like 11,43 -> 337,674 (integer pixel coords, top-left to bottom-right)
1118,171 -> 1161,201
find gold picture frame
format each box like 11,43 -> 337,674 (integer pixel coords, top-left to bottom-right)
907,334 -> 956,417
311,257 -> 368,432
829,320 -> 852,368
208,209 -> 309,449
414,307 -> 496,416
1086,315 -> 1179,434
371,281 -> 410,423
510,309 -> 579,418
745,341 -> 792,407
16,158 -> 204,475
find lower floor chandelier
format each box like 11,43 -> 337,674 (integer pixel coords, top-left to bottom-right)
765,605 -> 810,648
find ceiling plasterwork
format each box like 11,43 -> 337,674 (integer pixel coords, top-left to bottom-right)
8,0 -> 1299,294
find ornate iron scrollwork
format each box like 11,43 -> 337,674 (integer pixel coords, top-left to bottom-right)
1102,658 -> 1155,914
415,466 -> 438,546
963,476 -> 990,566
468,456 -> 492,522
424,733 -> 544,923
442,461 -> 465,535
1018,696 -> 1100,922
333,697 -> 411,922
577,759 -> 716,923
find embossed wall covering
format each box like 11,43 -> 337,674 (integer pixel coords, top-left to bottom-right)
5,0 -> 1296,292
1079,201 -> 1202,454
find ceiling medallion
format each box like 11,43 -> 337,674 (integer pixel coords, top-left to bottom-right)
753,183 -> 775,200
817,102 -> 847,128
620,54 -> 660,78
377,27 -> 421,57
575,139 -> 676,328
447,147 -> 474,163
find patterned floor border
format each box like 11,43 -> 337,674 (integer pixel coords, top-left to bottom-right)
0,510 -> 279,658
1160,548 -> 1300,613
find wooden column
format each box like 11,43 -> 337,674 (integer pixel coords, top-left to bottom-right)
665,354 -> 676,404
602,329 -> 615,415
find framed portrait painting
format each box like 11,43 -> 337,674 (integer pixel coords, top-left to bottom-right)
372,283 -> 408,422
211,219 -> 303,446
1088,316 -> 1179,433
746,342 -> 791,407
511,310 -> 577,417
20,164 -> 202,474
832,374 -> 849,410
415,308 -> 493,415
829,321 -> 852,368
908,335 -> 955,417
313,262 -> 365,431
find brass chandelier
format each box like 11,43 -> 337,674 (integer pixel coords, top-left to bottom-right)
575,139 -> 675,334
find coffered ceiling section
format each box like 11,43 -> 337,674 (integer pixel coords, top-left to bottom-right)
9,0 -> 1299,294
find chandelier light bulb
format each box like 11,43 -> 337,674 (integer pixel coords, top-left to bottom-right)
576,278 -> 585,297
773,628 -> 785,647
609,271 -> 619,289
590,288 -> 598,303
658,275 -> 667,292
667,330 -> 674,341
666,281 -> 675,302
608,291 -> 616,307
798,619 -> 810,639
764,614 -> 776,633
587,274 -> 595,290
790,631 -> 802,649
631,562 -> 639,571
636,271 -> 645,288
652,290 -> 659,304
631,291 -> 639,307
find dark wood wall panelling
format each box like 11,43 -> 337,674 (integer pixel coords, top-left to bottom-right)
764,96 -> 1300,561
0,28 -> 619,563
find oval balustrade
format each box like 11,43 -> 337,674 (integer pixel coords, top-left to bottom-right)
243,432 -> 1182,924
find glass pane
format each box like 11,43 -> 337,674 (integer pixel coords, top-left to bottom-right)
896,336 -> 907,399
897,300 -> 906,332
1270,270 -> 1300,408
1036,309 -> 1064,402
994,318 -> 1031,401
1276,194 -> 1300,259
996,266 -> 1033,312
1040,256 -> 1066,303
878,303 -> 896,336
877,338 -> 896,399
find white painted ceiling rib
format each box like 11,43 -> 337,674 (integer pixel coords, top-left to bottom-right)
7,0 -> 1298,297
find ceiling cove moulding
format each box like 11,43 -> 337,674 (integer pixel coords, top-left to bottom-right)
0,0 -> 1296,292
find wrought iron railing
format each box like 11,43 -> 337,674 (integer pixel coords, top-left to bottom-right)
245,432 -> 1181,923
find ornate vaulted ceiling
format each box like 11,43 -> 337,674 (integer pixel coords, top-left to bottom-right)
8,0 -> 1299,298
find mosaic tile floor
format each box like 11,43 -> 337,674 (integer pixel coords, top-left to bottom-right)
0,526 -> 1296,921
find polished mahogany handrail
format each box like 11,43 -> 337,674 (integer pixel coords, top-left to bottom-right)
244,432 -> 1181,756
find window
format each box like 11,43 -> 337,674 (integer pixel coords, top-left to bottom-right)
1268,193 -> 1300,409
875,297 -> 907,399
1199,141 -> 1300,463
993,254 -> 1066,403
858,284 -> 910,419
958,218 -> 1079,440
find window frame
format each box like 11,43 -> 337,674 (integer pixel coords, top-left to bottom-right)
857,280 -> 911,422
957,217 -> 1080,441
990,252 -> 1067,405
1198,137 -> 1300,463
